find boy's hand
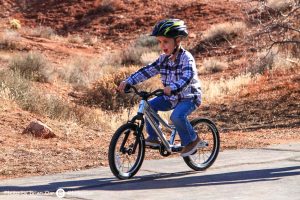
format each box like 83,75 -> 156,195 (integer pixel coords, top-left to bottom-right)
164,86 -> 172,96
118,81 -> 127,93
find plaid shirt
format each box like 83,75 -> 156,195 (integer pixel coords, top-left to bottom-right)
126,47 -> 202,107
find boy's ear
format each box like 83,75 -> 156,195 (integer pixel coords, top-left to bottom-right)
175,37 -> 182,43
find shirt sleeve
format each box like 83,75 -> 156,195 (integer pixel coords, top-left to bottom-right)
126,58 -> 160,85
169,55 -> 195,93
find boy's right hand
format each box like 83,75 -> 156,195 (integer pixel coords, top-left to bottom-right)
118,81 -> 128,93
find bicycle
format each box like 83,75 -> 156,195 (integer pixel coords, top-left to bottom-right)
108,85 -> 220,180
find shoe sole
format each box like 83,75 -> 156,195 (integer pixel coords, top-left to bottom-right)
181,141 -> 200,157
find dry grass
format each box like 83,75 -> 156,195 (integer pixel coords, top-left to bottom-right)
82,34 -> 98,46
0,70 -> 74,120
266,0 -> 295,11
67,34 -> 83,44
140,52 -> 159,65
88,35 -> 159,67
8,52 -> 50,82
122,35 -> 159,65
203,58 -> 228,73
97,51 -> 123,67
202,22 -> 247,43
248,50 -> 299,75
23,26 -> 57,39
0,30 -> 20,50
58,57 -> 103,87
0,69 -> 123,129
99,0 -> 125,12
82,66 -> 139,110
203,73 -> 256,103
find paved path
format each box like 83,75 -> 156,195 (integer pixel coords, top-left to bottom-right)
0,143 -> 299,200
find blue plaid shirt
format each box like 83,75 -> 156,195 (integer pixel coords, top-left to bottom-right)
126,47 -> 202,107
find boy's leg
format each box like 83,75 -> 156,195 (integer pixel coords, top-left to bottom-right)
170,100 -> 197,146
145,96 -> 172,140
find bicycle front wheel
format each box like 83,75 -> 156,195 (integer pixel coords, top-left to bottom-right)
108,123 -> 145,179
183,118 -> 220,171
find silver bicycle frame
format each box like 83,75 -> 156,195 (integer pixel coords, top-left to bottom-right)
137,100 -> 176,152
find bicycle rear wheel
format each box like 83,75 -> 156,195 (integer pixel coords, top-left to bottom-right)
108,123 -> 145,179
183,118 -> 220,171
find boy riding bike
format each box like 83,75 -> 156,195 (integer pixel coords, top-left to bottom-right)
118,19 -> 202,157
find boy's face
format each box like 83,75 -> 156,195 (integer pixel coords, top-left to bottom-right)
157,36 -> 179,55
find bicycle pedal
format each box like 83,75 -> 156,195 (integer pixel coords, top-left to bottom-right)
171,146 -> 183,152
198,141 -> 208,148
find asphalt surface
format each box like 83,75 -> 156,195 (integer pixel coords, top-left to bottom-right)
0,143 -> 299,200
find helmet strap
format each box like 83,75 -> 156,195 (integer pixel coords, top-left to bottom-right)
170,38 -> 180,59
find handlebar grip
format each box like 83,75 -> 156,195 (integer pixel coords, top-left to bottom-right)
155,89 -> 164,96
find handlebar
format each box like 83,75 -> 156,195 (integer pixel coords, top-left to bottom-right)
124,84 -> 164,99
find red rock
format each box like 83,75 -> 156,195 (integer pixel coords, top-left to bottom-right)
22,119 -> 56,139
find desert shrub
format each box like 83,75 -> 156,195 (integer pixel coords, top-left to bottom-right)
266,0 -> 294,12
101,0 -> 124,12
122,35 -> 159,65
0,30 -> 20,50
98,51 -> 123,67
249,51 -> 276,75
58,57 -> 104,87
41,94 -> 75,120
83,34 -> 98,46
8,52 -> 49,82
82,66 -> 139,110
203,58 -> 228,73
134,35 -> 159,48
10,19 -> 21,29
202,22 -> 247,44
67,34 -> 83,44
0,70 -> 75,120
248,49 -> 298,75
27,26 -> 56,39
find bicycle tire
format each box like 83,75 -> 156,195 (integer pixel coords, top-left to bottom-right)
108,123 -> 145,179
183,118 -> 220,171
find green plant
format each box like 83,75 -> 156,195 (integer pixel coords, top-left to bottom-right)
10,19 -> 21,29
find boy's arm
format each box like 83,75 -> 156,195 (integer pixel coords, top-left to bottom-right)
169,56 -> 195,94
126,58 -> 160,85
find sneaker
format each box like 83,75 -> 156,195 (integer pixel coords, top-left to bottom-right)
181,136 -> 201,157
145,137 -> 160,147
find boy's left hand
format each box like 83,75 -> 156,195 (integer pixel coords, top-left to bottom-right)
164,86 -> 172,96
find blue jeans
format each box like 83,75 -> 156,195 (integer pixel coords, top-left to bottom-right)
145,96 -> 197,146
